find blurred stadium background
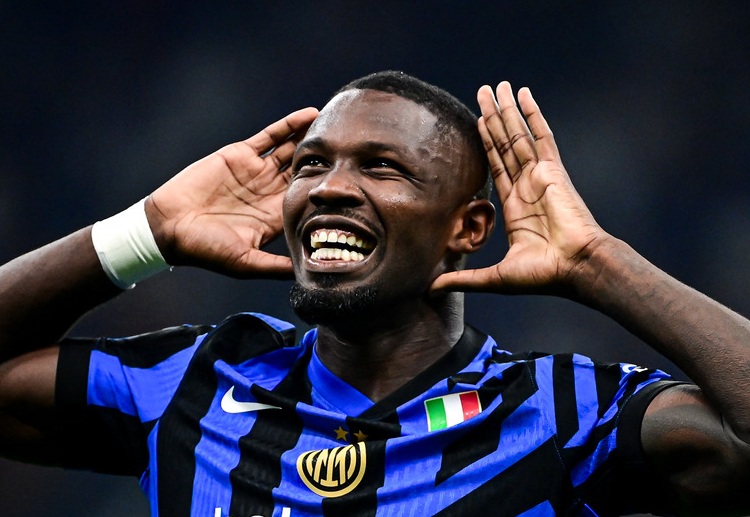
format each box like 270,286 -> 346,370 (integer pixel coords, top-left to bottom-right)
1,2 -> 749,515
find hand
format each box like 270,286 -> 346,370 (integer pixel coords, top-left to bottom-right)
431,82 -> 605,295
146,107 -> 318,279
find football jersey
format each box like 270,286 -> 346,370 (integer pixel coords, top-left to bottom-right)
54,312 -> 675,517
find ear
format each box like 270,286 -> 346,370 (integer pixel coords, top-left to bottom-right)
447,199 -> 496,254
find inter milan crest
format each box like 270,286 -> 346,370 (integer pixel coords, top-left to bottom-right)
296,442 -> 367,497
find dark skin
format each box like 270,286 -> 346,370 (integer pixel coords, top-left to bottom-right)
0,83 -> 748,515
283,89 -> 494,399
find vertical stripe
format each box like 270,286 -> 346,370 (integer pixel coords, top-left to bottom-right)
228,347 -> 313,517
320,414 -> 398,517
425,398 -> 448,431
459,391 -> 480,420
443,393 -> 464,428
564,355 -> 599,448
156,314 -> 291,517
552,354 -> 579,447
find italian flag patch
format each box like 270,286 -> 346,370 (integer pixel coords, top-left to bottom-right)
424,391 -> 482,431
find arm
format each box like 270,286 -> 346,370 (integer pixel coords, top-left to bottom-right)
0,107 -> 318,465
433,83 -> 750,514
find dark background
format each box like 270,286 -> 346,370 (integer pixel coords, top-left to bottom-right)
2,1 -> 750,515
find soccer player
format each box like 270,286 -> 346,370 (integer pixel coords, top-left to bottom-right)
0,71 -> 749,516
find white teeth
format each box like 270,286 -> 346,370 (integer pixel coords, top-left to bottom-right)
310,248 -> 365,262
309,228 -> 374,252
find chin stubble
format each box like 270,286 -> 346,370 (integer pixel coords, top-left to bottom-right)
289,278 -> 378,325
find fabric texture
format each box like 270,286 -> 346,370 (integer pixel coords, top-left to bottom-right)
54,312 -> 674,517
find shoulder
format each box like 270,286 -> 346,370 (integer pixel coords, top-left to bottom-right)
488,349 -> 671,395
197,312 -> 302,361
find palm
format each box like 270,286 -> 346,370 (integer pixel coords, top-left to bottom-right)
432,83 -> 602,294
501,158 -> 599,290
148,107 -> 318,278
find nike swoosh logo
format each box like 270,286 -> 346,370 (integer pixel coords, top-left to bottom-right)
221,386 -> 281,414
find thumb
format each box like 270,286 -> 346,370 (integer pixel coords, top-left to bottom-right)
430,267 -> 499,294
232,251 -> 295,280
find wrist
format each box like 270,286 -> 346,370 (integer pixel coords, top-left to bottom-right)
570,236 -> 661,314
91,198 -> 171,289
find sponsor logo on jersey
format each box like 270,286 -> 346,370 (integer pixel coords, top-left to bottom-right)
622,363 -> 649,374
296,442 -> 367,497
213,507 -> 290,517
221,386 -> 281,414
424,390 -> 482,431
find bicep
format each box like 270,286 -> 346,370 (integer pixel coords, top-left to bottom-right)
642,383 -> 750,516
0,346 -> 63,465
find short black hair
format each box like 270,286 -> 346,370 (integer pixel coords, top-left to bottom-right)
335,70 -> 492,199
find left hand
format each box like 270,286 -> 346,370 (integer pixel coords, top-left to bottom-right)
431,82 -> 605,295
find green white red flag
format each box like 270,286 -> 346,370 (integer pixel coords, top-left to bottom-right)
424,391 -> 482,431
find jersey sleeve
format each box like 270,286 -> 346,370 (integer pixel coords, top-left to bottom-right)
566,356 -> 682,515
53,323 -> 212,476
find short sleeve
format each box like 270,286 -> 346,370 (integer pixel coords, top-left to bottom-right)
53,324 -> 211,475
570,356 -> 683,516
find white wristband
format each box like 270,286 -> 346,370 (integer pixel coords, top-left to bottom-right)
91,198 -> 171,289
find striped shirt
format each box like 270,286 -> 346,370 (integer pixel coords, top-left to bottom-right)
55,312 -> 675,516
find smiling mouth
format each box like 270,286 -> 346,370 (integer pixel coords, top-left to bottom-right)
309,228 -> 375,262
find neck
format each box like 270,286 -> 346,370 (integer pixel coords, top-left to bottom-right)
314,292 -> 464,402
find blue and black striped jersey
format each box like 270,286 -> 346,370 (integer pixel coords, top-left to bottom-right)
55,312 -> 675,516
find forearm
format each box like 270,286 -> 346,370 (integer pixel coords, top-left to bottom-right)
0,227 -> 122,360
575,236 -> 750,440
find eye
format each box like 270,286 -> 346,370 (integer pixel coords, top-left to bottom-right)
292,155 -> 328,178
364,158 -> 411,177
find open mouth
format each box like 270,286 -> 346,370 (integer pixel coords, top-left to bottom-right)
309,228 -> 375,262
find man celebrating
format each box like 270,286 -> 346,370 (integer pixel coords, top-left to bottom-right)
0,71 -> 748,516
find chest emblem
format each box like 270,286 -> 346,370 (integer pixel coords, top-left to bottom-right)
424,390 -> 482,431
296,442 -> 367,498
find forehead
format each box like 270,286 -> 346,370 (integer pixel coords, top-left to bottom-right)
302,89 -> 444,152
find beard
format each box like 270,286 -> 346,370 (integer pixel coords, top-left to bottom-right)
289,275 -> 378,326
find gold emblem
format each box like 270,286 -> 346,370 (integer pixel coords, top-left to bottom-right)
296,442 -> 367,497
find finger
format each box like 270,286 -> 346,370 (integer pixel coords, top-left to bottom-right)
244,107 -> 319,156
265,137 -> 303,174
237,251 -> 294,280
517,88 -> 560,163
478,84 -> 523,183
495,82 -> 538,179
430,267 -> 496,294
478,116 -> 512,204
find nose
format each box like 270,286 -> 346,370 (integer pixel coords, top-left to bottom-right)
308,163 -> 365,207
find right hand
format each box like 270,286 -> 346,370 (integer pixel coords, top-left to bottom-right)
146,107 -> 318,278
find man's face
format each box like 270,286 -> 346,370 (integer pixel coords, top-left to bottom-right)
283,89 -> 474,324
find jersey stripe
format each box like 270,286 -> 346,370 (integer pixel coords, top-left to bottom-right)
435,360 -> 535,486
228,348 -> 313,516
61,313 -> 676,515
552,353 -> 579,445
435,438 -> 574,516
155,314 -> 292,516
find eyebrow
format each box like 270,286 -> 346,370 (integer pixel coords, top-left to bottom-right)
296,137 -> 412,158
